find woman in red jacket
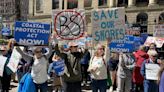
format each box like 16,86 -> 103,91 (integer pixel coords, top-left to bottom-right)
132,45 -> 149,92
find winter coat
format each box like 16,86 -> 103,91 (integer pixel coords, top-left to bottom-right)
159,71 -> 164,92
132,50 -> 149,84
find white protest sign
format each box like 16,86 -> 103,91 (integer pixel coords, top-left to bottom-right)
92,7 -> 125,42
145,63 -> 160,80
7,47 -> 23,73
0,55 -> 7,76
154,24 -> 164,37
52,9 -> 86,40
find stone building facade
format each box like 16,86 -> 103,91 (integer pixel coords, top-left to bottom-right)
28,0 -> 164,35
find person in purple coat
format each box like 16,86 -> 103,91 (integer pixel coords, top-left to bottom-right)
158,59 -> 164,92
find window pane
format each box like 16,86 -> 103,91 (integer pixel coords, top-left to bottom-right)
52,0 -> 59,9
67,0 -> 78,9
99,0 -> 107,6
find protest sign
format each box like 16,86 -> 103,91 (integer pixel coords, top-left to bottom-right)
145,63 -> 160,80
53,60 -> 65,76
0,55 -> 7,76
52,10 -> 86,40
144,36 -> 164,48
92,7 -> 125,42
109,35 -> 135,52
1,27 -> 11,36
154,24 -> 164,37
14,21 -> 50,46
7,47 -> 23,73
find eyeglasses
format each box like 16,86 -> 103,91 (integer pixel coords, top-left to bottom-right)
98,48 -> 104,50
152,55 -> 158,58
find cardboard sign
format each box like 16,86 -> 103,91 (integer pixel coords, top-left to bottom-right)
154,24 -> 164,37
92,7 -> 125,42
109,35 -> 135,53
52,10 -> 86,40
144,36 -> 164,48
53,59 -> 65,76
7,47 -> 23,73
14,21 -> 50,46
0,55 -> 7,76
145,63 -> 160,80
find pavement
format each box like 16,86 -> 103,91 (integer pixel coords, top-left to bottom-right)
9,81 -> 116,92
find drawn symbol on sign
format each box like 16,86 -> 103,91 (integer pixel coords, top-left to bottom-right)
54,10 -> 85,40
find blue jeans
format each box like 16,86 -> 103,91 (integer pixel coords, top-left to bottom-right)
143,80 -> 158,92
91,79 -> 107,92
64,81 -> 81,92
35,82 -> 48,92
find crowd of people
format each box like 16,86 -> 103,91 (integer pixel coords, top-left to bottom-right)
0,39 -> 164,92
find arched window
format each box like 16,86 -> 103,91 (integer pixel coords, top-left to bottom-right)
52,0 -> 59,9
117,0 -> 128,7
98,0 -> 107,6
136,0 -> 148,2
67,0 -> 78,9
125,15 -> 128,23
159,12 -> 164,24
136,13 -> 148,33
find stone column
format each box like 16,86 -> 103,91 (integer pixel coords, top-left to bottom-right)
28,0 -> 34,16
64,0 -> 68,9
92,0 -> 98,9
128,0 -> 136,7
108,0 -> 116,7
59,0 -> 63,10
149,0 -> 157,6
78,0 -> 84,9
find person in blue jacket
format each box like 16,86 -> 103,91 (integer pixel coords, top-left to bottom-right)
140,50 -> 159,92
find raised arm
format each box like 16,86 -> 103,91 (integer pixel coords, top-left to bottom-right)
16,46 -> 33,63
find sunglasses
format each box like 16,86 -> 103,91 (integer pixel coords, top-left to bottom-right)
98,48 -> 105,50
0,50 -> 6,52
152,55 -> 158,57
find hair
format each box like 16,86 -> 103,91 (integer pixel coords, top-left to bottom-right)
139,45 -> 147,52
157,60 -> 164,84
149,43 -> 156,49
94,44 -> 105,57
110,52 -> 119,60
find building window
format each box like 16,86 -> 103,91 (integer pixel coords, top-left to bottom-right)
159,13 -> 164,24
136,13 -> 148,33
84,0 -> 92,7
52,0 -> 59,9
36,0 -> 43,12
136,0 -> 148,2
158,0 -> 164,5
99,0 -> 107,6
118,0 -> 128,7
67,0 -> 78,9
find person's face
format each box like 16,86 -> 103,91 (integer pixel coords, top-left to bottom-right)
0,50 -> 8,55
150,54 -> 158,62
97,47 -> 105,56
70,46 -> 78,52
34,49 -> 42,59
149,44 -> 156,50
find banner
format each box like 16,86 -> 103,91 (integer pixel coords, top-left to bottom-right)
0,55 -> 7,76
144,36 -> 164,48
7,47 -> 23,73
109,35 -> 135,53
145,63 -> 160,80
1,27 -> 11,36
53,60 -> 65,76
154,24 -> 164,37
92,7 -> 125,42
52,10 -> 86,40
14,21 -> 50,46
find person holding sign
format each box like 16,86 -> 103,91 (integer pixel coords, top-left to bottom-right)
16,45 -> 52,92
140,50 -> 159,92
48,52 -> 65,92
0,45 -> 13,92
88,39 -> 110,92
